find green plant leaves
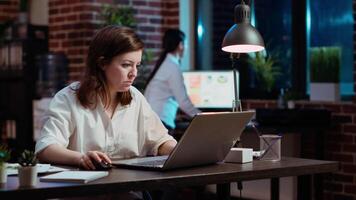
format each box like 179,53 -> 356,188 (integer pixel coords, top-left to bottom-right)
0,144 -> 11,163
247,52 -> 281,92
310,47 -> 341,83
101,5 -> 136,28
18,150 -> 37,167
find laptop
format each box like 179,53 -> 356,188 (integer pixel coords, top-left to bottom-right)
112,111 -> 255,170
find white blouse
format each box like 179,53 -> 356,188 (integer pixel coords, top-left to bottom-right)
144,53 -> 200,129
35,82 -> 175,160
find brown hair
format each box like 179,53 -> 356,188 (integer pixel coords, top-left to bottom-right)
77,25 -> 144,109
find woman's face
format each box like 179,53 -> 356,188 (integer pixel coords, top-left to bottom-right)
103,50 -> 142,92
177,41 -> 185,58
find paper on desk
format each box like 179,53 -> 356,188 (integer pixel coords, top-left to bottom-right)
6,163 -> 70,175
40,171 -> 109,184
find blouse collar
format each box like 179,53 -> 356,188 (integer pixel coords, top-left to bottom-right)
167,53 -> 180,65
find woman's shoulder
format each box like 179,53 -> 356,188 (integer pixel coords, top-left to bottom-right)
128,86 -> 153,113
159,54 -> 178,69
129,86 -> 144,99
158,59 -> 180,77
53,81 -> 79,101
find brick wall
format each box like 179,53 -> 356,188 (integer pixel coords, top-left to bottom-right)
48,0 -> 179,81
0,0 -> 19,21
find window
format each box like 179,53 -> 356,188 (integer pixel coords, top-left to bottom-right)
308,0 -> 354,99
193,0 -> 354,100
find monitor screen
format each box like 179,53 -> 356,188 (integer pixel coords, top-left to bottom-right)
182,71 -> 238,109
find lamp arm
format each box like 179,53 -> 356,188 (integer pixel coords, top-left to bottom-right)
230,53 -> 241,112
233,68 -> 239,101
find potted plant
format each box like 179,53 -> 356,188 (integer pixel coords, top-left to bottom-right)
18,150 -> 38,187
0,145 -> 11,184
100,4 -> 136,28
247,51 -> 281,95
310,46 -> 341,101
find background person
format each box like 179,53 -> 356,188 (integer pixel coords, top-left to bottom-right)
144,29 -> 201,132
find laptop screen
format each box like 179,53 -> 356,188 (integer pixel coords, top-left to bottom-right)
182,71 -> 238,109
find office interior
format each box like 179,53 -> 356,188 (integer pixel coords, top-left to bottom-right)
0,0 -> 354,199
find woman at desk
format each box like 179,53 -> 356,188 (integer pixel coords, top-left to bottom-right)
35,25 -> 176,172
144,29 -> 201,131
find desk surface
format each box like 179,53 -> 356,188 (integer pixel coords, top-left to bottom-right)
1,157 -> 338,199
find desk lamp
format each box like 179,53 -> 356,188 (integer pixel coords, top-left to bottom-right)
221,0 -> 265,112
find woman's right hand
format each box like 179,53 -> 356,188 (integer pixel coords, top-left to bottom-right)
78,151 -> 111,170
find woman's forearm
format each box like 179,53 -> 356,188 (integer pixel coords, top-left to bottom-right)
158,140 -> 177,155
37,144 -> 83,166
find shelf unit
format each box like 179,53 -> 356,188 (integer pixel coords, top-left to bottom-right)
0,24 -> 48,155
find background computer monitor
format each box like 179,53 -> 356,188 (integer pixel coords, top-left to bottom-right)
182,70 -> 238,109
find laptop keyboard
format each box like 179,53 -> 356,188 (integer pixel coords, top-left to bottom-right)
135,158 -> 167,167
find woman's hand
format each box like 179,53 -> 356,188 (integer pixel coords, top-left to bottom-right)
78,151 -> 112,170
158,140 -> 177,155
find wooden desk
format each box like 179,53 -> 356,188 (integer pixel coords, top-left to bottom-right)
0,157 -> 338,199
